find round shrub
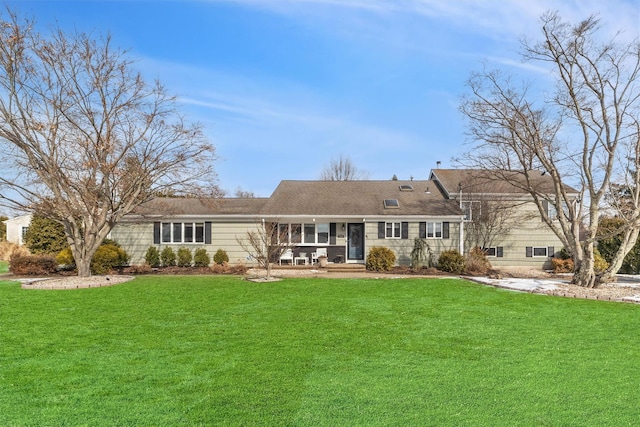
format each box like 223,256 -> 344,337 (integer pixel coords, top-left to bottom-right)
145,246 -> 161,268
160,247 -> 176,267
193,248 -> 210,267
91,243 -> 129,275
366,246 -> 396,271
438,249 -> 466,274
177,247 -> 193,267
213,248 -> 229,265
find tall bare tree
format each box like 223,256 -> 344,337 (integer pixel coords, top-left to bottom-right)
319,154 -> 369,181
0,10 -> 218,277
460,12 -> 640,287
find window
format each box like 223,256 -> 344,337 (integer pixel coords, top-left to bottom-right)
533,247 -> 547,257
399,185 -> 413,191
173,223 -> 182,243
383,199 -> 399,209
278,223 -> 304,244
385,222 -> 401,238
461,201 -> 481,221
317,223 -> 329,244
184,223 -> 194,242
162,222 -> 171,243
526,246 -> 553,257
427,222 -> 442,238
304,224 -> 315,243
482,247 -> 504,257
195,223 -> 205,243
291,224 -> 301,243
160,222 -> 206,244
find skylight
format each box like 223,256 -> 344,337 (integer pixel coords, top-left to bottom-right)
399,184 -> 413,191
383,199 -> 399,209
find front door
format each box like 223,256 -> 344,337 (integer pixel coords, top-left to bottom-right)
347,223 -> 365,261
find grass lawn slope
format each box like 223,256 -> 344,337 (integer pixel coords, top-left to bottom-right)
1,276 -> 639,425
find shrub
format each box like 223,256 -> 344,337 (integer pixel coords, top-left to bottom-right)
145,246 -> 161,268
177,247 -> 193,267
366,246 -> 396,272
91,243 -> 129,275
56,247 -> 75,266
213,248 -> 229,265
438,249 -> 466,274
160,247 -> 176,267
0,241 -> 29,261
551,257 -> 574,273
231,261 -> 248,275
465,247 -> 492,275
9,254 -> 57,275
193,248 -> 210,267
594,248 -> 609,273
211,262 -> 229,274
23,215 -> 68,255
410,238 -> 433,269
124,264 -> 153,275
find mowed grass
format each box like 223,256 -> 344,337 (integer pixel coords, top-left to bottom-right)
1,276 -> 639,426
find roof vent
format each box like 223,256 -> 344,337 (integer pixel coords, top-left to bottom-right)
399,184 -> 413,192
383,199 -> 399,209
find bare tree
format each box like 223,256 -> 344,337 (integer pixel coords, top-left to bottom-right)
234,187 -> 256,198
319,154 -> 369,181
463,199 -> 521,253
0,10 -> 218,277
460,12 -> 640,287
236,220 -> 296,280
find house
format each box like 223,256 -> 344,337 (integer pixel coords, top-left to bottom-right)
111,180 -> 464,266
430,168 -> 577,269
9,169 -> 572,270
3,214 -> 32,246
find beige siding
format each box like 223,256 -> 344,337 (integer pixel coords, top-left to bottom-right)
479,202 -> 564,269
110,220 -> 262,266
365,220 -> 461,266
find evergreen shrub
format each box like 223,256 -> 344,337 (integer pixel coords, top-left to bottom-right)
366,246 -> 396,271
438,249 -> 466,274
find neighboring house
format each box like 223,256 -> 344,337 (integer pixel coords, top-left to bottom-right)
112,180 -> 464,267
430,169 -> 578,269
3,214 -> 32,246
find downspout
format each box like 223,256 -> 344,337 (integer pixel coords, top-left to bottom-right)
458,183 -> 464,254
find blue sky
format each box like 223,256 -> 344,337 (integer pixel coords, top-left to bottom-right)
6,0 -> 640,197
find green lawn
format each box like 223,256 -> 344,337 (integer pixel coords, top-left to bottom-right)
1,276 -> 639,426
0,260 -> 7,274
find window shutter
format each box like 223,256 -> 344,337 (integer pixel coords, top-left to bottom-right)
153,222 -> 160,244
443,222 -> 450,239
419,222 -> 426,239
205,222 -> 212,244
330,223 -> 337,245
548,246 -> 555,258
526,246 -> 533,257
401,222 -> 409,239
378,222 -> 385,239
497,246 -> 503,258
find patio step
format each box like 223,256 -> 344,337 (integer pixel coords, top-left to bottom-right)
325,263 -> 366,272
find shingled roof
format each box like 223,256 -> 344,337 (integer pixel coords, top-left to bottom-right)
430,169 -> 579,197
131,197 -> 268,217
260,180 -> 462,217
